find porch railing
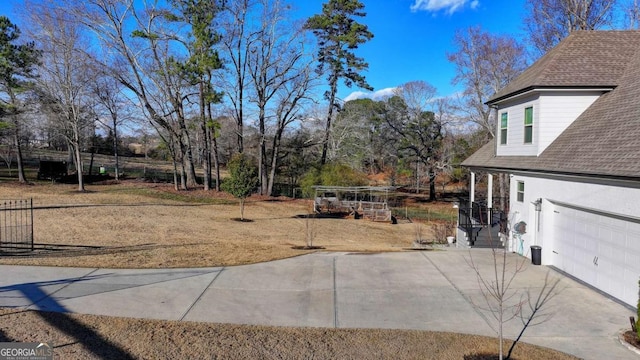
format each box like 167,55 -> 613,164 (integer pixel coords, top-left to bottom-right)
458,198 -> 507,245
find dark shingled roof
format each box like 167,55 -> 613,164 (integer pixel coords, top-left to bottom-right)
464,31 -> 640,179
488,31 -> 640,104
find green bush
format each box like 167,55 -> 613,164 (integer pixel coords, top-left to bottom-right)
221,153 -> 259,220
299,163 -> 368,198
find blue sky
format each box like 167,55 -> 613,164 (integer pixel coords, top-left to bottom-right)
293,0 -> 528,101
1,0 -> 528,101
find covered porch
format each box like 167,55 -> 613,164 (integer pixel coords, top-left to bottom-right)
456,172 -> 508,248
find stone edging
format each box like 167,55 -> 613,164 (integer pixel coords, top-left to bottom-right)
618,329 -> 640,356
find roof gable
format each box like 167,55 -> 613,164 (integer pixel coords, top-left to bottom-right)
465,31 -> 640,179
488,31 -> 640,104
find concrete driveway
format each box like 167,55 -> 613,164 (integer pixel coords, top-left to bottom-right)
0,249 -> 636,359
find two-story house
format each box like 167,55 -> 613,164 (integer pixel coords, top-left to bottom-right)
460,31 -> 640,308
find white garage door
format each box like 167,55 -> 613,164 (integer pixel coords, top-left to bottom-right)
552,204 -> 640,307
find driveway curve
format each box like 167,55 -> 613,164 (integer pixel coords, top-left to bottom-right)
0,250 -> 635,360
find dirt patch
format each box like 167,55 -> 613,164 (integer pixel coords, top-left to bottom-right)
622,330 -> 640,350
0,308 -> 578,360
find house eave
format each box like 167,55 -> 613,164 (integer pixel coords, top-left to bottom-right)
486,86 -> 615,107
462,165 -> 640,189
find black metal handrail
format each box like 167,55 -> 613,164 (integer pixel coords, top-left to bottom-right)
457,197 -> 507,245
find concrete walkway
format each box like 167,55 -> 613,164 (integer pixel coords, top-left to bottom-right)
0,250 -> 636,359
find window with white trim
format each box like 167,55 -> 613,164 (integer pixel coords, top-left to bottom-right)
516,181 -> 525,202
500,112 -> 508,145
524,107 -> 533,144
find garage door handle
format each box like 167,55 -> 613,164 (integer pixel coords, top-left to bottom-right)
593,256 -> 598,266
552,251 -> 558,254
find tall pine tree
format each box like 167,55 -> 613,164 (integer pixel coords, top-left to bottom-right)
0,16 -> 40,183
305,0 -> 374,165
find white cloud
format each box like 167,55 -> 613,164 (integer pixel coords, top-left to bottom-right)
410,0 -> 478,14
343,87 -> 397,102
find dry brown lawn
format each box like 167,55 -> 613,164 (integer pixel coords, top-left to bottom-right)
0,181 -> 579,359
0,181 -> 420,268
0,308 -> 578,360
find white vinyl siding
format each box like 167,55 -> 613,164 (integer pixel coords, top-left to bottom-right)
536,91 -> 602,155
495,91 -> 603,156
495,95 -> 539,156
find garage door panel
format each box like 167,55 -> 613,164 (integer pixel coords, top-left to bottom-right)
552,204 -> 639,307
628,231 -> 640,252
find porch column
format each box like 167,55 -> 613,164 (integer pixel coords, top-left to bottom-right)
487,173 -> 493,209
470,171 -> 475,204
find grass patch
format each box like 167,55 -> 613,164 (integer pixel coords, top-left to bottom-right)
99,185 -> 235,205
0,308 -> 578,360
392,205 -> 457,222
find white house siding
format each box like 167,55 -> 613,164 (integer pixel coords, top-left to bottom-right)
496,91 -> 602,157
537,92 -> 602,155
508,174 -> 640,307
496,95 -> 539,157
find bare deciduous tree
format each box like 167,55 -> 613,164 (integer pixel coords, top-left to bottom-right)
448,26 -> 527,139
78,0 -> 200,189
624,0 -> 640,28
524,0 -> 617,56
246,0 -> 314,195
91,70 -> 129,181
27,2 -> 95,191
448,26 -> 526,210
219,0 -> 256,154
385,81 -> 446,200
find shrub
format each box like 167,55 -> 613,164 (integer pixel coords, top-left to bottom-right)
221,153 -> 258,220
300,163 -> 368,197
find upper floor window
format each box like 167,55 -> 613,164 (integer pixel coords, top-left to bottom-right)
524,107 -> 533,144
517,181 -> 525,202
500,112 -> 508,145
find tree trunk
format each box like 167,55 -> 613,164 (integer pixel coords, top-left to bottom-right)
181,131 -> 198,188
172,158 -> 179,191
320,76 -> 339,165
240,198 -> 245,220
13,130 -> 27,183
207,102 -> 220,191
429,166 -> 436,201
113,115 -> 119,181
7,92 -> 27,183
267,132 -> 282,197
199,81 -> 211,191
74,144 -> 84,192
258,105 -> 267,195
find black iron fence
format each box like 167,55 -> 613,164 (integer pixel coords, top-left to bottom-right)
0,199 -> 34,252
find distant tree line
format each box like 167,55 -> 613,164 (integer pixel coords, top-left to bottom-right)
0,0 -> 637,195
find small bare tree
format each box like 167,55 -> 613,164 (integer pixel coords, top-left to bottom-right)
466,213 -> 561,360
305,202 -> 316,248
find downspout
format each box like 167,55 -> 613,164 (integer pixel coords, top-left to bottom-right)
532,198 -> 542,245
